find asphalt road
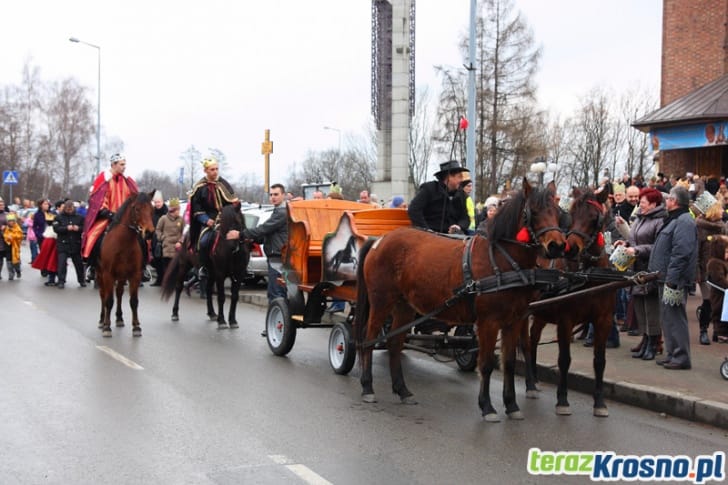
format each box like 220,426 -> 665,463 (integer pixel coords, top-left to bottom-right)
1,278 -> 726,484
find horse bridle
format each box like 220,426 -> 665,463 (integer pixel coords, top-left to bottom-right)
521,203 -> 562,245
566,199 -> 605,262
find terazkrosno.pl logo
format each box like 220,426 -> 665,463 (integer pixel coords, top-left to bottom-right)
527,448 -> 725,483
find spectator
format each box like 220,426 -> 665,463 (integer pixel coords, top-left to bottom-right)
155,198 -> 185,286
3,213 -> 23,280
53,200 -> 85,289
150,192 -> 169,286
648,185 -> 697,370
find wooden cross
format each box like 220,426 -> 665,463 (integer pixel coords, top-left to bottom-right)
261,129 -> 273,194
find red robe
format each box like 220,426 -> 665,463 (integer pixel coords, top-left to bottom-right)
81,170 -> 138,259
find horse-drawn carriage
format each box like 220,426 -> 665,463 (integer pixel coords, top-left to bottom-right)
264,199 -> 480,374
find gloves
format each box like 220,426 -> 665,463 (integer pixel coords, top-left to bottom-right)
98,208 -> 114,220
662,284 -> 684,306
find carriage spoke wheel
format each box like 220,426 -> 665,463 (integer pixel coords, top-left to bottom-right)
266,297 -> 296,356
329,322 -> 356,375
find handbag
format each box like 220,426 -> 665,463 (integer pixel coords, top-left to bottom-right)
153,241 -> 163,259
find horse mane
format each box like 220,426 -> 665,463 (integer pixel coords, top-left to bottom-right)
218,204 -> 245,233
487,185 -> 554,242
110,192 -> 151,229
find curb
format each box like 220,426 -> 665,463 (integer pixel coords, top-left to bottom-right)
242,293 -> 728,430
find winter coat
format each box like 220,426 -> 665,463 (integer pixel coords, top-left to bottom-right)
695,216 -> 726,283
243,202 -> 288,258
0,211 -> 8,252
407,180 -> 469,233
3,222 -> 23,263
156,213 -> 185,258
648,209 -> 698,289
53,211 -> 85,254
627,204 -> 666,295
706,239 -> 728,335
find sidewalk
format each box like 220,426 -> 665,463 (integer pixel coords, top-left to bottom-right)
240,290 -> 728,429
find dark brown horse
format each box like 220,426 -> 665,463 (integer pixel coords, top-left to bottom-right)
97,192 -> 156,337
354,178 -> 567,421
203,204 -> 251,329
527,187 -> 616,417
159,232 -> 198,322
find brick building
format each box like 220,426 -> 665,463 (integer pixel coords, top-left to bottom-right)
633,0 -> 728,179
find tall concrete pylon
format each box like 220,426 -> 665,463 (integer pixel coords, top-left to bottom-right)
371,0 -> 415,205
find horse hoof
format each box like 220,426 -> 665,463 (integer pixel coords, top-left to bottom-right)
229,322 -> 239,329
132,329 -> 142,337
593,407 -> 609,417
526,389 -> 540,399
116,322 -> 125,328
555,406 -> 572,416
171,315 -> 179,322
483,413 -> 501,423
362,394 -> 377,404
208,313 -> 218,320
507,410 -> 524,420
400,396 -> 418,405
102,330 -> 112,338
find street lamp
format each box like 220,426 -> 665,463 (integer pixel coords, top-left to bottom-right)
529,157 -> 557,187
323,126 -> 342,161
69,36 -> 101,177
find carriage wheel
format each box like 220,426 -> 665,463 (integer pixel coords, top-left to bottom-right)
329,322 -> 356,375
454,325 -> 478,372
721,359 -> 728,381
266,297 -> 296,356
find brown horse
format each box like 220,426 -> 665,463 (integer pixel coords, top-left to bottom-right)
159,232 -> 198,322
354,178 -> 567,421
97,191 -> 156,337
527,187 -> 616,416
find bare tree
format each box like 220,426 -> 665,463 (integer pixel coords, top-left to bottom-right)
136,170 -> 177,197
44,78 -> 94,195
617,86 -> 657,178
409,87 -> 435,189
179,145 -> 201,190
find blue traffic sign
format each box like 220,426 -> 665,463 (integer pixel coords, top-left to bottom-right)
2,170 -> 18,185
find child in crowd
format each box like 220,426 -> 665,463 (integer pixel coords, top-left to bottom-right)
3,214 -> 24,280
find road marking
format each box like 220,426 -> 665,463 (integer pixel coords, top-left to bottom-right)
96,346 -> 144,370
268,455 -> 332,485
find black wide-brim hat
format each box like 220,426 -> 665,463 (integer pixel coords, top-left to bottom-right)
434,160 -> 470,178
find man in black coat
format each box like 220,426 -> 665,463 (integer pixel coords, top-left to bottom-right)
408,160 -> 470,234
53,200 -> 85,289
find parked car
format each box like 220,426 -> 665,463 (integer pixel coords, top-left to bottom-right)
242,205 -> 275,285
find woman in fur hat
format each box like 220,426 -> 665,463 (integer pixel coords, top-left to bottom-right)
707,235 -> 728,343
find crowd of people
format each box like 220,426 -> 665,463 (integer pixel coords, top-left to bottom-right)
4,155 -> 728,367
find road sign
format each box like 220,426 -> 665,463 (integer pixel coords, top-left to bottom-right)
2,170 -> 18,185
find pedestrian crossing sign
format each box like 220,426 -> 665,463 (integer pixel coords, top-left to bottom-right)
2,170 -> 18,185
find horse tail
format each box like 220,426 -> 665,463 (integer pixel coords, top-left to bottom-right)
354,238 -> 376,350
160,249 -> 183,301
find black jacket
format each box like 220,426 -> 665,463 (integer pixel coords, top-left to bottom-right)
53,212 -> 85,253
407,180 -> 469,233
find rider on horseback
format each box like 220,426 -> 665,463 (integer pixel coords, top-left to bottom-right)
189,157 -> 238,283
82,153 -> 139,281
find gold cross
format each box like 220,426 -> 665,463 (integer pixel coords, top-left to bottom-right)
261,129 -> 273,194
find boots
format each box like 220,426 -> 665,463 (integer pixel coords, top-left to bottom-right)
641,335 -> 659,360
631,335 -> 647,358
699,299 -> 712,345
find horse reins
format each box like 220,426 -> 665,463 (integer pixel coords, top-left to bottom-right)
565,199 -> 606,266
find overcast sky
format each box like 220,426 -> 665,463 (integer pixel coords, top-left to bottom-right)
1,0 -> 662,185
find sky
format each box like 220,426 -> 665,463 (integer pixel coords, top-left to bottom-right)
1,0 -> 663,185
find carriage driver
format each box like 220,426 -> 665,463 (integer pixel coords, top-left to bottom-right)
189,156 -> 239,280
82,153 -> 139,281
408,160 -> 470,234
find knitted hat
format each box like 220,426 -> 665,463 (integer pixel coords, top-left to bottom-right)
390,195 -> 405,208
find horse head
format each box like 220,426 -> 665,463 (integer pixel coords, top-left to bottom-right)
131,191 -> 156,239
564,187 -> 609,261
219,203 -> 245,235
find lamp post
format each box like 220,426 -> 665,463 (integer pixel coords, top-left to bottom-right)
323,126 -> 342,162
529,157 -> 557,187
69,36 -> 101,176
